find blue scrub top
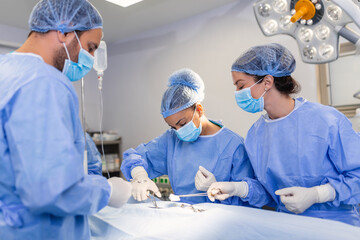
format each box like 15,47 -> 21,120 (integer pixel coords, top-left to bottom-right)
121,124 -> 254,206
243,98 -> 360,226
0,53 -> 111,239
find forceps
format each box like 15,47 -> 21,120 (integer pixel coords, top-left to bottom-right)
149,192 -> 161,209
169,193 -> 207,202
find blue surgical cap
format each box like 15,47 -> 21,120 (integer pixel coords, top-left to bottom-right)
161,69 -> 205,118
29,0 -> 103,33
231,43 -> 296,77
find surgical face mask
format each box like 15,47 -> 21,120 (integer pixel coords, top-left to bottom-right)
62,32 -> 94,82
175,107 -> 202,142
235,78 -> 266,113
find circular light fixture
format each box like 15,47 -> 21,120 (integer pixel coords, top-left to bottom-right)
303,46 -> 317,59
298,27 -> 314,42
273,0 -> 288,13
319,44 -> 334,59
258,3 -> 272,17
263,20 -> 279,34
280,15 -> 293,30
315,25 -> 330,40
326,5 -> 342,21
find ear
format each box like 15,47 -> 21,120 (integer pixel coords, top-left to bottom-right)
196,103 -> 204,117
56,31 -> 75,45
263,75 -> 274,91
56,31 -> 67,43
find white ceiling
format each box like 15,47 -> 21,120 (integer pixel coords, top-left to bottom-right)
0,0 -> 240,43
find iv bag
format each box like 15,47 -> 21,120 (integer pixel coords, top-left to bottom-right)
94,40 -> 108,74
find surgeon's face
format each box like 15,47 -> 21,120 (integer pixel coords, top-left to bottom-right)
77,28 -> 102,57
232,71 -> 265,99
54,28 -> 102,71
164,106 -> 201,131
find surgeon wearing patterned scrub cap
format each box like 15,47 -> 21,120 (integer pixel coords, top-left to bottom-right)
207,43 -> 360,227
0,1 -> 131,239
121,68 -> 255,206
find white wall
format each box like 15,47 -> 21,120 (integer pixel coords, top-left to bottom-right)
0,24 -> 27,48
91,0 -> 318,152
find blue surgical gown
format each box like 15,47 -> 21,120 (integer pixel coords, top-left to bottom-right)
86,133 -> 103,175
0,53 -> 111,239
243,98 -> 360,226
121,124 -> 254,205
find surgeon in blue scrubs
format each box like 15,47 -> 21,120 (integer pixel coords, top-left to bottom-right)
121,68 -> 254,205
0,1 -> 131,239
207,43 -> 360,226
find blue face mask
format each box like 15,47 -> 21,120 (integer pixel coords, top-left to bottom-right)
235,78 -> 266,113
175,108 -> 202,142
62,32 -> 94,82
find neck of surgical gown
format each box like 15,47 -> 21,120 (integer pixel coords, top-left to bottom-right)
244,97 -> 360,226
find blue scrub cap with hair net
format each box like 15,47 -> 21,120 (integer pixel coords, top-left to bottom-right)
161,69 -> 205,118
231,43 -> 296,77
29,0 -> 103,33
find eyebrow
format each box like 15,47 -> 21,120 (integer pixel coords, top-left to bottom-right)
234,79 -> 245,85
175,118 -> 185,126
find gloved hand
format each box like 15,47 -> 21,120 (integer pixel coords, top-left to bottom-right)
207,181 -> 249,202
130,166 -> 161,201
275,183 -> 336,214
195,166 -> 216,191
107,177 -> 132,208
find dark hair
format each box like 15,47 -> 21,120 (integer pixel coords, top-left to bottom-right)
28,31 -> 46,38
248,74 -> 301,95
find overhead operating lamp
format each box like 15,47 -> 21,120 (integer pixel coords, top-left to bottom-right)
253,0 -> 360,64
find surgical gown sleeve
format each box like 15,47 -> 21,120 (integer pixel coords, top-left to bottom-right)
325,116 -> 360,206
86,133 -> 103,175
121,132 -> 169,180
4,77 -> 110,216
224,144 -> 255,206
242,178 -> 275,208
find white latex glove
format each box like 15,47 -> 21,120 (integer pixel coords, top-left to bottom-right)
107,177 -> 132,208
207,181 -> 249,202
275,183 -> 336,214
195,166 -> 217,191
130,166 -> 161,201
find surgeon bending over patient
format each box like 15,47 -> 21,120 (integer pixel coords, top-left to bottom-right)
121,68 -> 254,205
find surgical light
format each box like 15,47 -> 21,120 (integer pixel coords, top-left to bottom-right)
315,24 -> 330,40
105,0 -> 143,7
264,20 -> 279,34
273,0 -> 288,13
319,43 -> 334,59
326,5 -> 342,22
315,3 -> 322,10
258,3 -> 272,17
254,0 -> 360,64
303,45 -> 317,59
279,15 -> 293,30
298,27 -> 313,42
